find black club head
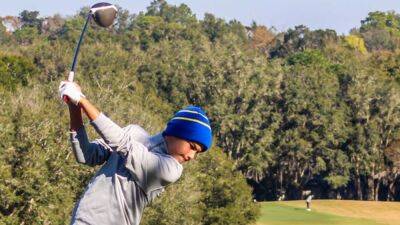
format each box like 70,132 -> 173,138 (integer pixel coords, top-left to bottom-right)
90,2 -> 118,27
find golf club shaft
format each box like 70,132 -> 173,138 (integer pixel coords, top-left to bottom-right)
64,3 -> 117,103
64,12 -> 91,103
68,13 -> 92,82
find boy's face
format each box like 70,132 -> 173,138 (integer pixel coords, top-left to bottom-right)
164,136 -> 203,164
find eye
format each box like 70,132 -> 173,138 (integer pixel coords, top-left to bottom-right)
189,142 -> 200,152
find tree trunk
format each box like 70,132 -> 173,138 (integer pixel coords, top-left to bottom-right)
367,175 -> 374,200
374,179 -> 380,201
388,182 -> 395,201
354,167 -> 362,200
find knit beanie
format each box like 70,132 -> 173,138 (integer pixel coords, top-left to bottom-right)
163,106 -> 212,151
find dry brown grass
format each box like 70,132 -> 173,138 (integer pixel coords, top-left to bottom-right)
279,200 -> 400,225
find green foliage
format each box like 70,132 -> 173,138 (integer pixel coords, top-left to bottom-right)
19,10 -> 42,29
0,86 -> 87,224
287,50 -> 328,66
357,11 -> 400,51
270,26 -> 338,58
324,176 -> 349,189
360,11 -> 400,35
142,149 -> 259,225
55,15 -> 87,43
1,2 -> 259,224
132,6 -> 400,201
13,26 -> 39,45
369,51 -> 400,84
146,0 -> 196,25
200,149 -> 259,225
202,13 -> 228,42
0,53 -> 38,91
2,1 -> 400,224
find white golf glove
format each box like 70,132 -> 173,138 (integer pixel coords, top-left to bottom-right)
59,81 -> 85,105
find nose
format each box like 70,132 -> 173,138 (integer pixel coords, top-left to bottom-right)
184,155 -> 193,162
184,151 -> 196,162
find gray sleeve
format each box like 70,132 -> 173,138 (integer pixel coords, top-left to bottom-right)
143,153 -> 183,189
90,113 -> 124,148
126,148 -> 183,193
69,126 -> 111,166
120,128 -> 183,192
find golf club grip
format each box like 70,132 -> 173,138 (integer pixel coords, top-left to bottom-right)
68,71 -> 75,82
63,71 -> 75,103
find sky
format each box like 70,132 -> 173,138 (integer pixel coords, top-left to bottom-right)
1,0 -> 400,34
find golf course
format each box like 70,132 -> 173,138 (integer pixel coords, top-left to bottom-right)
257,200 -> 400,225
3,1 -> 400,224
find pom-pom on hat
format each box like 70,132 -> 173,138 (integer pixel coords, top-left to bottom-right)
163,106 -> 212,151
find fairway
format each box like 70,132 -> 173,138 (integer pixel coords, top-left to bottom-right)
257,200 -> 400,225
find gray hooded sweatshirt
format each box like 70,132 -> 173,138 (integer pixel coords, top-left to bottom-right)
69,113 -> 183,225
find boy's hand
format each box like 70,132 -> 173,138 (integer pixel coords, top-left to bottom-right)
59,81 -> 85,105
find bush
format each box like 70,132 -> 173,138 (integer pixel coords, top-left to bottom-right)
142,149 -> 259,225
0,54 -> 38,91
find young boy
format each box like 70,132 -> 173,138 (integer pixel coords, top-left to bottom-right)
59,81 -> 212,225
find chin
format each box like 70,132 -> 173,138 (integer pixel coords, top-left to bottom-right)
180,159 -> 189,164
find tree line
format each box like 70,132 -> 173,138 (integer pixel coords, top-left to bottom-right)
1,0 -> 400,224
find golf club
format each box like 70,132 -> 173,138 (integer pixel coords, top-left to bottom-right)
63,2 -> 117,102
67,2 -> 118,82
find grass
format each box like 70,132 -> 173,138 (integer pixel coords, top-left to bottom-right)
256,200 -> 400,225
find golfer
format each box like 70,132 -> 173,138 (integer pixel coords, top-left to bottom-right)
59,81 -> 213,225
306,194 -> 314,211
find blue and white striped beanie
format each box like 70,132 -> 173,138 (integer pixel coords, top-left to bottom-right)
163,106 -> 212,151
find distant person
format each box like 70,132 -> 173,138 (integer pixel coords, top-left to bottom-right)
306,194 -> 314,211
59,81 -> 213,225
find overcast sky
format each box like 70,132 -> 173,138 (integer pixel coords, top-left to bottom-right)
1,0 -> 400,34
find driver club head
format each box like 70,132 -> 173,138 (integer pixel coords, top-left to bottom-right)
90,2 -> 118,27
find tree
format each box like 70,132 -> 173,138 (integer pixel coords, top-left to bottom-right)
202,13 -> 228,42
41,14 -> 64,35
13,26 -> 39,45
270,50 -> 351,199
19,10 -> 43,31
142,149 -> 259,225
250,25 -> 276,54
147,0 -> 196,25
270,25 -> 338,58
115,6 -> 131,33
3,3 -> 400,224
0,54 -> 37,91
357,11 -> 400,51
368,51 -> 400,85
344,35 -> 368,54
360,11 -> 400,35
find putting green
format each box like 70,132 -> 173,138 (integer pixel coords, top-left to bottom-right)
256,200 -> 398,225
